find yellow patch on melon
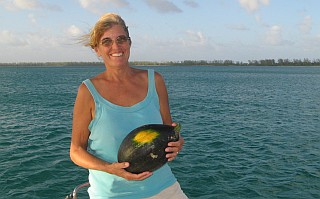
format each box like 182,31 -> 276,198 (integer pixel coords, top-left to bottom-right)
133,130 -> 159,146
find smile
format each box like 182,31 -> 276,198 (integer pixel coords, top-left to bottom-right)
110,53 -> 124,57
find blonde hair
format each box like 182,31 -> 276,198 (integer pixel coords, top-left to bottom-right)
81,13 -> 130,49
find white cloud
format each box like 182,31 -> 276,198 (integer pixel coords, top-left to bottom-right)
78,0 -> 99,14
27,32 -> 59,48
144,0 -> 182,13
0,28 -> 94,62
0,30 -> 28,46
10,0 -> 40,10
265,25 -> 292,46
28,13 -> 37,24
227,24 -> 249,31
259,0 -> 269,5
2,0 -> 61,11
255,14 -> 269,27
299,15 -> 312,34
78,0 -> 91,8
265,25 -> 282,45
183,0 -> 199,8
131,30 -> 216,61
0,28 -> 63,49
238,0 -> 269,13
184,30 -> 207,46
78,0 -> 130,14
67,25 -> 83,37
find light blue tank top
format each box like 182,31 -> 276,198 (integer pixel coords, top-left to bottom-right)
83,69 -> 176,199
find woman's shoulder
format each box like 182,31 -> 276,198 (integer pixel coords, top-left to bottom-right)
131,68 -> 149,81
133,68 -> 165,85
76,82 -> 92,99
85,72 -> 108,90
133,68 -> 163,79
132,67 -> 148,74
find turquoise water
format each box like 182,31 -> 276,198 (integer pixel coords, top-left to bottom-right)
1,66 -> 319,199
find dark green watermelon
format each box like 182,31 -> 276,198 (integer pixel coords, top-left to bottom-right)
117,123 -> 181,174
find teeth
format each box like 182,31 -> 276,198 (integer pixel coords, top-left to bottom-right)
111,53 -> 123,57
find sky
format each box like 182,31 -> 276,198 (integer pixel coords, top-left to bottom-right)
1,0 -> 320,63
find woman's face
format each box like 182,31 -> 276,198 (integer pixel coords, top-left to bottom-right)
95,24 -> 131,69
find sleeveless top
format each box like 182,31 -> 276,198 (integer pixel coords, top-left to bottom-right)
83,69 -> 176,199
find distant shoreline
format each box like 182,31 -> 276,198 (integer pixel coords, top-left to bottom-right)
1,59 -> 320,67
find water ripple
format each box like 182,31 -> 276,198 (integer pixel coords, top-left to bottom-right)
1,66 -> 320,198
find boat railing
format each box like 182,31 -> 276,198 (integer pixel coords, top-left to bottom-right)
65,182 -> 90,199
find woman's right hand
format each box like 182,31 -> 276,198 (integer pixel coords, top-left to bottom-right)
108,162 -> 153,181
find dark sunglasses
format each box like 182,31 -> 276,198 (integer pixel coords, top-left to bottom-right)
100,35 -> 131,47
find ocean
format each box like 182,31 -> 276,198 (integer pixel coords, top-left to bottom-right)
0,65 -> 319,199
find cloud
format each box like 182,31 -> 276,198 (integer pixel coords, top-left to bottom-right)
238,0 -> 269,13
7,0 -> 40,10
265,25 -> 293,46
0,28 -> 64,50
299,15 -> 312,34
78,0 -> 130,14
78,0 -> 89,8
67,25 -> 83,37
183,0 -> 199,8
144,0 -> 182,13
131,30 -> 214,61
0,30 -> 28,46
255,14 -> 269,27
300,35 -> 320,53
184,30 -> 207,46
0,28 -> 92,62
227,24 -> 249,31
27,32 -> 60,48
28,13 -> 37,24
79,0 -> 129,8
2,0 -> 62,11
265,25 -> 281,45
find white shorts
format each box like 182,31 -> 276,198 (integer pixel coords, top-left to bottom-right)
145,182 -> 188,199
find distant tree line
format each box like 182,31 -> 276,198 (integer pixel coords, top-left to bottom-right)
1,58 -> 320,67
146,58 -> 320,66
0,62 -> 103,67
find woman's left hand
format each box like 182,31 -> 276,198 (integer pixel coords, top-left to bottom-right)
165,123 -> 185,161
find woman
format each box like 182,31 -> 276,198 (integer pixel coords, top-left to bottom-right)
70,13 -> 187,198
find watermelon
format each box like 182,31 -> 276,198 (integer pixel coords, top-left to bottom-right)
117,123 -> 181,174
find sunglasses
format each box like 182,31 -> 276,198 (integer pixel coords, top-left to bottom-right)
100,35 -> 131,47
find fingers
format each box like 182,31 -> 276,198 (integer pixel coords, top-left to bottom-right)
165,127 -> 185,161
166,151 -> 179,161
131,171 -> 153,181
119,162 -> 129,169
124,171 -> 153,181
167,136 -> 184,152
166,139 -> 183,161
111,162 -> 153,181
166,143 -> 181,153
